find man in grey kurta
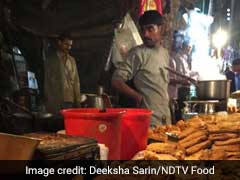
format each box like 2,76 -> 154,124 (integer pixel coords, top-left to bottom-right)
44,34 -> 81,114
112,10 -> 171,127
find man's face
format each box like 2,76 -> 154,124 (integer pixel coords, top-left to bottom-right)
183,45 -> 192,54
141,24 -> 162,47
57,38 -> 73,54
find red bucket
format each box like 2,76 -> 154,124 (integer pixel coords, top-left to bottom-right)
107,108 -> 152,160
61,108 -> 124,160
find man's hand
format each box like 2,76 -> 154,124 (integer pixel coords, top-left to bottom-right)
181,79 -> 191,86
134,93 -> 143,107
112,79 -> 143,107
169,79 -> 191,86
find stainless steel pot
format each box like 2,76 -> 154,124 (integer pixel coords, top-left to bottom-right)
164,66 -> 231,100
197,80 -> 231,100
86,94 -> 105,108
82,94 -> 111,109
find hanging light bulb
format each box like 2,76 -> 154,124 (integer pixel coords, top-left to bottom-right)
212,29 -> 228,49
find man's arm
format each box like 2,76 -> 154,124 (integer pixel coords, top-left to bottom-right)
112,47 -> 143,106
111,79 -> 143,107
169,78 -> 190,86
169,56 -> 190,86
74,71 -> 81,107
72,58 -> 81,107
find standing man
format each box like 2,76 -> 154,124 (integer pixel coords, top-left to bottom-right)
226,58 -> 240,93
168,39 -> 198,122
112,10 -> 171,127
44,33 -> 81,114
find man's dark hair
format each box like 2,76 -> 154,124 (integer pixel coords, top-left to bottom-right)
232,58 -> 240,66
139,10 -> 163,27
58,32 -> 72,41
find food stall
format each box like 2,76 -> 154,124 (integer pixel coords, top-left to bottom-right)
0,0 -> 138,162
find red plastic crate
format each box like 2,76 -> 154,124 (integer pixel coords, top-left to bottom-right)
61,108 -> 151,160
61,108 -> 124,160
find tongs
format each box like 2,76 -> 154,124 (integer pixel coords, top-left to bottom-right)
165,66 -> 197,85
165,132 -> 179,142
